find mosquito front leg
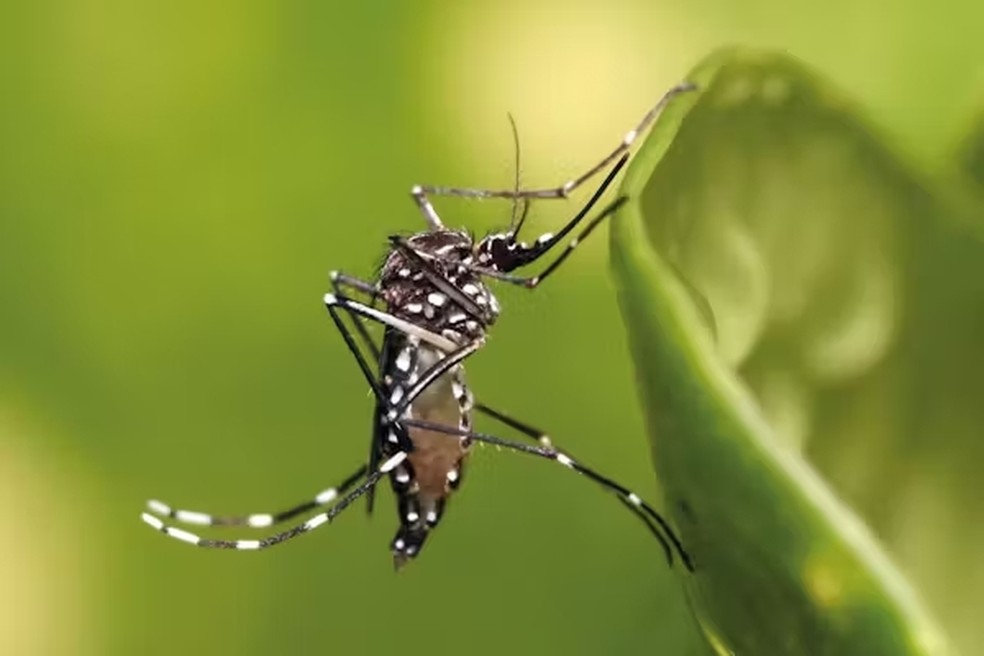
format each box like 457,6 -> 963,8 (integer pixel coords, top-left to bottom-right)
412,83 -> 696,204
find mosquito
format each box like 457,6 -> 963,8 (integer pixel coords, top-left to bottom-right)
142,82 -> 697,571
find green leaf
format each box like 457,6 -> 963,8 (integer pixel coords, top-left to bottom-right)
611,48 -> 974,655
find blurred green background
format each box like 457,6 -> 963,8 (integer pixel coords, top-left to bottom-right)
2,1 -> 983,655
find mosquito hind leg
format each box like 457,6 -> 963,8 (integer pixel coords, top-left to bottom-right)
473,402 -> 688,565
398,417 -> 694,571
141,454 -> 408,550
475,402 -> 553,448
145,465 -> 368,529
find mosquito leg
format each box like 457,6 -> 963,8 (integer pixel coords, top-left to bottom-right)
398,417 -> 694,571
325,298 -> 387,401
412,83 -> 696,203
324,293 -> 458,352
517,152 -> 626,246
322,292 -> 485,460
475,402 -> 553,448
330,271 -> 377,297
324,273 -> 397,514
386,338 -> 485,422
473,403 -> 688,564
323,289 -> 455,453
323,294 -> 419,462
411,184 -> 445,230
323,291 -> 480,415
141,453 -> 408,549
395,156 -> 628,313
522,195 -> 628,288
145,465 -> 368,529
323,291 -> 485,511
323,292 -> 485,423
329,271 -> 382,362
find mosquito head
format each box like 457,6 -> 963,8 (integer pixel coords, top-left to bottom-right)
476,231 -> 553,273
475,233 -> 507,270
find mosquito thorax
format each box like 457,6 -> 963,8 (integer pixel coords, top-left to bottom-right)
379,229 -> 501,339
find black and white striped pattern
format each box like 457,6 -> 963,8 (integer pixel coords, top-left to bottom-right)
143,465 -> 367,531
141,454 -> 405,550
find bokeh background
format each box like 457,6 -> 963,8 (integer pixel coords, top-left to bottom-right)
2,1 -> 983,655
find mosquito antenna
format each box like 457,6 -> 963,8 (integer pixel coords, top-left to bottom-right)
506,112 -> 528,237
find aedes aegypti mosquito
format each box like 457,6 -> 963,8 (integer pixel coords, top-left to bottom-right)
142,82 -> 697,571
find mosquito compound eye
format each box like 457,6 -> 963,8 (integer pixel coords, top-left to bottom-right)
478,234 -> 514,270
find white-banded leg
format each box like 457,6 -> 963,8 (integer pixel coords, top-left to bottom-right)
475,403 -> 554,448
398,417 -> 694,571
473,403 -> 691,565
322,291 -> 458,422
141,453 -> 408,550
323,290 -> 419,464
330,270 -> 383,361
323,289 -> 485,429
322,290 -> 482,429
144,465 -> 368,530
411,83 -> 696,205
324,294 -> 388,402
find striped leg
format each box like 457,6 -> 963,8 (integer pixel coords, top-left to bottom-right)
330,270 -> 382,361
144,465 -> 367,530
141,454 -> 407,550
322,287 -> 485,426
399,417 -> 694,571
324,293 -> 457,352
474,403 -> 689,566
412,84 -> 696,203
475,402 -> 554,448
